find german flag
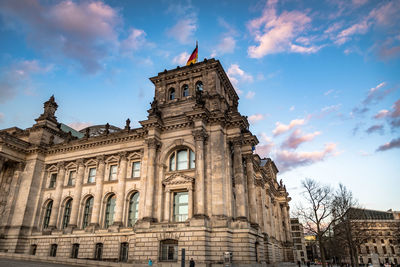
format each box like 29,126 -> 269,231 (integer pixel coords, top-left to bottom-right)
186,42 -> 198,66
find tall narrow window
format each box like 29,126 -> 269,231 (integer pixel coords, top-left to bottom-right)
30,244 -> 37,255
119,242 -> 129,262
182,84 -> 189,97
49,173 -> 57,188
173,192 -> 188,222
169,88 -> 175,100
43,200 -> 53,229
169,148 -> 195,171
50,244 -> 57,257
132,162 -> 141,178
62,199 -> 72,229
82,196 -> 94,229
128,193 -> 140,226
71,243 -> 79,259
195,81 -> 203,91
68,170 -> 76,186
109,165 -> 117,181
160,240 -> 178,261
88,168 -> 96,183
105,194 -> 116,228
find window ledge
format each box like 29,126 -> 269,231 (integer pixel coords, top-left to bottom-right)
104,180 -> 118,184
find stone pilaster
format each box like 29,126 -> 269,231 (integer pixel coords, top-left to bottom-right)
143,137 -> 160,221
68,159 -> 84,228
245,154 -> 258,226
192,128 -> 207,217
113,152 -> 128,226
48,162 -> 65,229
164,189 -> 171,222
232,137 -> 248,220
90,156 -> 105,227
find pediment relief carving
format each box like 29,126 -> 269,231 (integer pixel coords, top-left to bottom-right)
163,173 -> 194,185
47,164 -> 58,172
128,151 -> 142,160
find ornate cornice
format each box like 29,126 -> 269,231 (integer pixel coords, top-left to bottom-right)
192,128 -> 208,141
146,137 -> 161,150
163,173 -> 195,185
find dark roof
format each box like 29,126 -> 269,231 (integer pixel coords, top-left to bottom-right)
348,208 -> 394,220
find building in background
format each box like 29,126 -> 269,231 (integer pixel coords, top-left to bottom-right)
291,218 -> 308,263
0,59 -> 294,266
334,208 -> 400,265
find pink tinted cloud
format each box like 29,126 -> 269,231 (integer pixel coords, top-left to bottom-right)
272,118 -> 306,136
255,133 -> 275,157
376,137 -> 400,152
247,0 -> 320,58
281,129 -> 321,149
374,109 -> 389,119
275,143 -> 337,172
248,114 -> 265,124
365,124 -> 384,135
0,0 -> 123,73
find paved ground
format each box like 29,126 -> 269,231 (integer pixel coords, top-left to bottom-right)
0,258 -> 82,267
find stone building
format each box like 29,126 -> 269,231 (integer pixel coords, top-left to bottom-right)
290,218 -> 308,263
335,208 -> 400,266
0,59 -> 293,266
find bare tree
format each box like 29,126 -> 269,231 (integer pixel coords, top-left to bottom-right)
296,178 -> 335,267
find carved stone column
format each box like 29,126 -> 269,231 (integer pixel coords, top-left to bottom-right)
68,159 -> 85,228
192,129 -> 207,217
48,162 -> 65,229
232,138 -> 248,220
143,138 -> 160,221
245,154 -> 258,226
90,156 -> 105,227
114,153 -> 128,226
188,185 -> 194,219
164,189 -> 171,222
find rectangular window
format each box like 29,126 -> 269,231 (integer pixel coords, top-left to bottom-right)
109,165 -> 117,181
173,192 -> 188,222
71,244 -> 79,259
49,173 -> 57,188
68,171 -> 76,186
88,168 -> 96,183
119,242 -> 129,262
50,244 -> 57,257
161,240 -> 178,261
132,162 -> 141,178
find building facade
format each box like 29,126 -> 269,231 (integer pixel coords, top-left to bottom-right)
336,208 -> 400,266
290,218 -> 308,264
0,59 -> 293,266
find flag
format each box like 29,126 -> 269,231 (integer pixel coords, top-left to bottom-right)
186,42 -> 198,66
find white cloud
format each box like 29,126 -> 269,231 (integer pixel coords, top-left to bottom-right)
167,18 -> 197,44
255,133 -> 275,157
120,28 -> 149,54
289,106 -> 295,111
227,64 -> 253,84
248,114 -> 264,124
246,91 -> 256,99
247,0 -> 320,58
172,52 -> 190,66
212,36 -> 236,57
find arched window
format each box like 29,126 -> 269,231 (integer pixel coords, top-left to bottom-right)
43,200 -> 53,229
62,198 -> 72,229
195,81 -> 203,91
169,148 -> 195,171
169,88 -> 175,100
95,243 -> 103,260
82,196 -> 94,229
128,192 -> 140,226
182,84 -> 189,97
105,194 -> 116,228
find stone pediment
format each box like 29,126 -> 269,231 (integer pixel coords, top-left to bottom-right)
163,173 -> 194,186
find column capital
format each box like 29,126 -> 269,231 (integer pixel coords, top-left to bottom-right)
146,137 -> 161,150
243,153 -> 254,162
57,161 -> 65,170
96,155 -> 105,164
118,151 -> 128,161
192,129 -> 208,141
230,136 -> 243,147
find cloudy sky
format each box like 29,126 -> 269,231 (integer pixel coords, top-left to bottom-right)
0,0 -> 399,211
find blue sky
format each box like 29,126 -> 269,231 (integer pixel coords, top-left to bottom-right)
0,0 -> 399,211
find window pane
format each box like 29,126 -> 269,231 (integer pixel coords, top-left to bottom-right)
189,150 -> 195,169
128,193 -> 139,226
105,195 -> 116,227
68,171 -> 76,186
62,199 -> 72,229
132,162 -> 140,178
169,153 -> 176,171
83,197 -> 93,228
49,173 -> 57,188
88,168 -> 96,183
109,165 -> 117,181
177,150 -> 188,170
174,192 -> 188,222
182,85 -> 189,97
